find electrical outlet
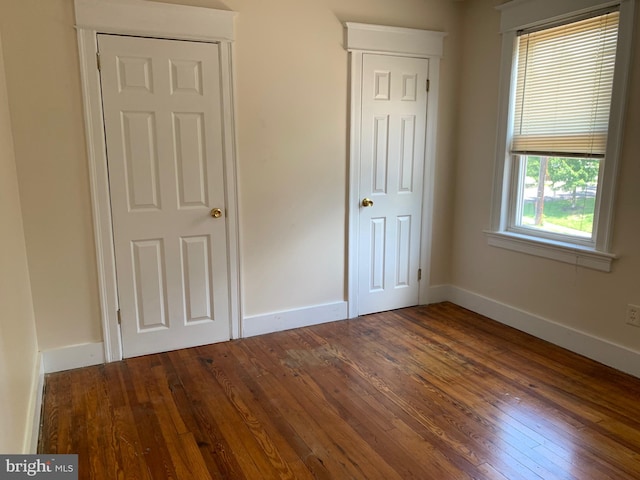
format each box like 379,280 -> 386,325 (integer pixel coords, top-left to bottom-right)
626,304 -> 640,327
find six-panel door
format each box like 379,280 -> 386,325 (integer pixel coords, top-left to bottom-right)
358,54 -> 429,315
98,34 -> 231,357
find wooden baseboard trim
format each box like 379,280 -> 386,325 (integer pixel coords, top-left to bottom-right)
42,342 -> 105,374
243,301 -> 348,338
429,285 -> 640,378
37,288 -> 640,379
425,284 -> 451,304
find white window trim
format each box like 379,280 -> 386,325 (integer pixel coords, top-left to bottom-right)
74,0 -> 241,361
487,0 -> 635,272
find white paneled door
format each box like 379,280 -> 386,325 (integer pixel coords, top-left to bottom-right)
98,34 -> 231,357
358,54 -> 429,315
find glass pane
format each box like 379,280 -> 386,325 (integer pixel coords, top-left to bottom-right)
516,155 -> 599,238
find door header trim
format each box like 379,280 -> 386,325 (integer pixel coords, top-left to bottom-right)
345,22 -> 446,57
75,0 -> 236,43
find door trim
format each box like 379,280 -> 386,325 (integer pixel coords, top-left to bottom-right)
345,23 -> 445,318
74,0 -> 241,362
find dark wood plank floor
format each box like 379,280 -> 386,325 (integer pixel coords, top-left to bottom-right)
39,302 -> 640,479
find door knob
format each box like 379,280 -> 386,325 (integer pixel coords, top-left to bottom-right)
210,208 -> 223,218
361,198 -> 374,207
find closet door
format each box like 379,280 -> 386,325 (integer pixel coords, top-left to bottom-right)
99,34 -> 231,357
357,54 -> 429,315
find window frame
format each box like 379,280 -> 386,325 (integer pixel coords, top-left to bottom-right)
508,154 -> 602,247
487,0 -> 636,272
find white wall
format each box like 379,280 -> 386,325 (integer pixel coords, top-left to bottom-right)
0,30 -> 40,454
452,0 -> 640,354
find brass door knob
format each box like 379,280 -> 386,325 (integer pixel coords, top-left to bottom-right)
210,208 -> 223,218
361,198 -> 374,207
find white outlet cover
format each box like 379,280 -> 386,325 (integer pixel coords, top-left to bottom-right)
626,304 -> 640,327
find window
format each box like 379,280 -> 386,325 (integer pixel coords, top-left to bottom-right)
488,0 -> 635,272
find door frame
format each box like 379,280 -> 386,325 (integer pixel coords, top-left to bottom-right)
74,0 -> 241,362
345,23 -> 446,318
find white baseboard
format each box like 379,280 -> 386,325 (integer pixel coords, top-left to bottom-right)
23,353 -> 44,453
36,288 -> 640,379
425,284 -> 451,304
42,342 -> 105,374
428,285 -> 640,378
243,301 -> 348,338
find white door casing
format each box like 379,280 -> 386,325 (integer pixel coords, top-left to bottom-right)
357,54 -> 429,315
75,0 -> 240,361
99,34 -> 230,357
346,23 -> 446,318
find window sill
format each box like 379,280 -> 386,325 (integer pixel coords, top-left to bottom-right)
484,230 -> 616,272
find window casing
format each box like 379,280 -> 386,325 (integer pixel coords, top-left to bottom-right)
488,0 -> 635,272
509,154 -> 602,246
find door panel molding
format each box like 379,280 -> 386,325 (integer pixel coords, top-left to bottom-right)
345,23 -> 445,318
74,0 -> 241,361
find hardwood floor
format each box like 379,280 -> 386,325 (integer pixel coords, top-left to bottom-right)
39,302 -> 640,479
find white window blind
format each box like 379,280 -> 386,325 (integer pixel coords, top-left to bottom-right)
512,10 -> 620,157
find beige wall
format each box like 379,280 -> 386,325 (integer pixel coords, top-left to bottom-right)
0,31 -> 39,453
217,0 -> 461,315
452,0 -> 640,351
0,0 -> 460,350
2,0 -> 638,364
0,1 -> 102,351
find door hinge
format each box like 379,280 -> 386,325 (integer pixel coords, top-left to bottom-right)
117,308 -> 122,325
426,79 -> 430,92
418,268 -> 422,281
96,53 -> 101,71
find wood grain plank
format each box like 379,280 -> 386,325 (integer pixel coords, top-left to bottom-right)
39,303 -> 640,480
247,333 -> 406,480
161,351 -> 243,479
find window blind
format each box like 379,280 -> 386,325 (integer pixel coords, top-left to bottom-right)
511,10 -> 619,158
